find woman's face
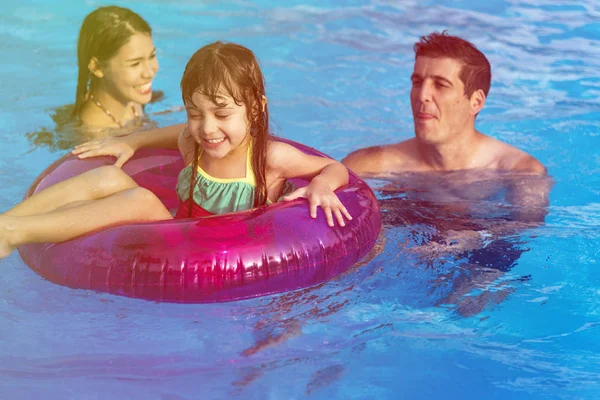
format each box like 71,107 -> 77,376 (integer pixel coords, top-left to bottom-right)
98,32 -> 159,105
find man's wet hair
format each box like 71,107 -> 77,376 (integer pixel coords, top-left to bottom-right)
414,31 -> 491,98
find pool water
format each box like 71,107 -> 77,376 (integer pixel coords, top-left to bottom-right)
1,1 -> 600,399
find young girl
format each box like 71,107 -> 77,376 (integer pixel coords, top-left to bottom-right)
74,6 -> 159,129
0,41 -> 351,259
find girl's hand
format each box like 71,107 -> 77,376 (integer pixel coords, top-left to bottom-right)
282,179 -> 352,227
72,137 -> 136,168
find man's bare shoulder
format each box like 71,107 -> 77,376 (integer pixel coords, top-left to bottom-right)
484,136 -> 547,175
342,139 -> 418,177
341,145 -> 388,176
511,153 -> 547,175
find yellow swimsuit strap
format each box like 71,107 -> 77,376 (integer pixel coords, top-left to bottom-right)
195,142 -> 256,186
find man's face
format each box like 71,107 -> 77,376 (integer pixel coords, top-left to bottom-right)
410,56 -> 475,145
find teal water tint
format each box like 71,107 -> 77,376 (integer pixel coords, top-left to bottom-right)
1,1 -> 600,399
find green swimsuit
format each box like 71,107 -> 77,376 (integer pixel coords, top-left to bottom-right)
176,144 -> 294,216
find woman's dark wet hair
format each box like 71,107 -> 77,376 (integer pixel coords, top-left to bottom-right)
73,6 -> 152,118
181,41 -> 270,212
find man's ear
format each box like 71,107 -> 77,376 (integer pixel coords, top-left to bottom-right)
88,57 -> 104,78
470,89 -> 485,116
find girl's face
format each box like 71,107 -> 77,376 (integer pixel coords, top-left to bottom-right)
185,90 -> 251,159
98,32 -> 158,105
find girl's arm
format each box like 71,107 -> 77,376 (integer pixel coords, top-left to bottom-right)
72,123 -> 186,167
269,141 -> 352,227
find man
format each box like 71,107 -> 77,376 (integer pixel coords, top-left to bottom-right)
343,31 -> 546,177
343,32 -> 551,316
343,31 -> 550,224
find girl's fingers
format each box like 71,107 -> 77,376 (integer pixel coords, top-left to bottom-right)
322,206 -> 334,227
306,195 -> 352,228
339,204 -> 352,221
310,202 -> 318,219
333,208 -> 346,227
282,187 -> 306,202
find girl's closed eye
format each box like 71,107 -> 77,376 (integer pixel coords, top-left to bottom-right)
186,110 -> 203,119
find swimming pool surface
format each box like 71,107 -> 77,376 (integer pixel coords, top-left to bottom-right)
1,1 -> 600,399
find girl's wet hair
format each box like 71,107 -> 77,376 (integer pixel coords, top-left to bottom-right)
181,41 -> 270,212
73,6 -> 152,118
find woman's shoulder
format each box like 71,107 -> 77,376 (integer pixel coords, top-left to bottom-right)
78,102 -> 115,129
132,102 -> 145,120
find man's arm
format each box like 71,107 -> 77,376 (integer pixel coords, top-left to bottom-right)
505,172 -> 552,224
502,151 -> 551,224
445,171 -> 552,253
418,158 -> 552,254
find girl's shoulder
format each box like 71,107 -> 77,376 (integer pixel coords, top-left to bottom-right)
265,139 -> 297,168
266,138 -> 287,150
266,139 -> 305,154
264,140 -> 294,178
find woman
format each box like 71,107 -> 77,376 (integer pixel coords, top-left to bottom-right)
27,6 -> 162,151
73,5 -> 159,129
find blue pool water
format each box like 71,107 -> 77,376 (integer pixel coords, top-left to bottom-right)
1,1 -> 600,399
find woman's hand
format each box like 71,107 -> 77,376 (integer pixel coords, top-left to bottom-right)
283,178 -> 352,227
72,136 -> 136,168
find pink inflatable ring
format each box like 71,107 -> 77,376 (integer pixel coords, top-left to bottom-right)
18,138 -> 381,302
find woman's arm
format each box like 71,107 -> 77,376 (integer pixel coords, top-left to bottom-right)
72,123 -> 186,167
123,123 -> 186,150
